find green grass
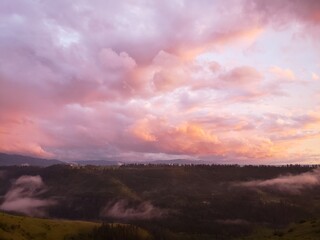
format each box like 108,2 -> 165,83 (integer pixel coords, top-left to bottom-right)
237,220 -> 320,240
0,212 -> 152,240
0,212 -> 98,240
2,213 -> 320,240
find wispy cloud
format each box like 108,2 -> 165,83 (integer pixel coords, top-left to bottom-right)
238,168 -> 320,194
101,200 -> 165,220
0,175 -> 55,217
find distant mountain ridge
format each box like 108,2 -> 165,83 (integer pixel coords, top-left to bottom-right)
0,152 -> 65,167
74,159 -> 124,166
0,153 -> 124,167
0,152 -> 212,167
148,159 -> 211,165
74,159 -> 210,166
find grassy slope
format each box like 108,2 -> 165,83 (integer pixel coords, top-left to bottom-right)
238,220 -> 320,240
1,213 -> 320,240
0,212 -> 153,240
0,212 -> 98,240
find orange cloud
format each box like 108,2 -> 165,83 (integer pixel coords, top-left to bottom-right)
174,27 -> 264,60
130,119 -> 157,142
127,117 -> 284,160
269,66 -> 296,81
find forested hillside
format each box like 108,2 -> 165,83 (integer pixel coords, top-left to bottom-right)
1,164 -> 320,239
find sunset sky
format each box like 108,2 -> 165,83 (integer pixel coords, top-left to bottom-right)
1,0 -> 320,164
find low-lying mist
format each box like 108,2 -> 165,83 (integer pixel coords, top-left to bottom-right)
0,175 -> 55,217
101,199 -> 165,220
237,168 -> 320,193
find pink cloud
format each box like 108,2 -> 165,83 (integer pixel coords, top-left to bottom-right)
0,0 -> 318,163
246,0 -> 320,26
312,72 -> 320,80
221,66 -> 263,85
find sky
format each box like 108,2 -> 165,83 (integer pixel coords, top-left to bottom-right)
0,0 -> 320,164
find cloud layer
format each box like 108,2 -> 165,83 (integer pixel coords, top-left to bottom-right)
0,0 -> 319,163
